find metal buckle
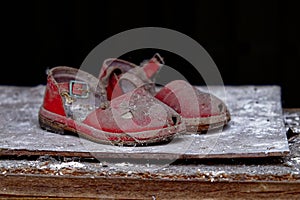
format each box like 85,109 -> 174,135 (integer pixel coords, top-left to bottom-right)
69,80 -> 89,99
153,53 -> 165,65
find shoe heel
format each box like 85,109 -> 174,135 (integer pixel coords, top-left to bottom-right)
39,114 -> 66,135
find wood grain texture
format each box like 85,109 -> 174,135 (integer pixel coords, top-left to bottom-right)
0,89 -> 300,199
0,175 -> 299,199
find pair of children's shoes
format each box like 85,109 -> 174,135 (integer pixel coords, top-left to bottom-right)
39,54 -> 230,146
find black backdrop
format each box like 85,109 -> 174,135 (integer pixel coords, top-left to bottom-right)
2,0 -> 300,107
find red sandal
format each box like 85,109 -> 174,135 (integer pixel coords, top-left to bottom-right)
99,54 -> 162,100
99,54 -> 231,132
38,66 -> 184,145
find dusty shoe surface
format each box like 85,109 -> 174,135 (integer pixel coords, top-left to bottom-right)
39,66 -> 184,146
155,80 -> 231,132
99,54 -> 231,133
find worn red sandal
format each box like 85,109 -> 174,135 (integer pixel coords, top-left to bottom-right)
99,54 -> 162,100
155,80 -> 231,132
99,54 -> 231,132
38,66 -> 184,146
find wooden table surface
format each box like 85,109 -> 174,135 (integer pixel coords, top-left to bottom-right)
0,86 -> 299,199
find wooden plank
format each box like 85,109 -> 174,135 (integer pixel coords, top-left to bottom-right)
0,85 -> 289,159
0,108 -> 299,199
0,175 -> 299,199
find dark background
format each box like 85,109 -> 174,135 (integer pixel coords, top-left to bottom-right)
2,0 -> 300,107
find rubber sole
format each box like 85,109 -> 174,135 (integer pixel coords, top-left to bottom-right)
38,108 -> 183,146
184,111 -> 231,133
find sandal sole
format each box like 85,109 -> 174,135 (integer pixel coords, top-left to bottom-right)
184,111 -> 231,133
38,107 -> 184,146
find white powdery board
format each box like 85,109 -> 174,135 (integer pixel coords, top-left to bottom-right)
0,85 -> 289,160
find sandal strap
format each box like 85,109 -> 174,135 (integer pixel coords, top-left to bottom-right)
99,58 -> 137,88
99,54 -> 163,99
45,66 -> 109,120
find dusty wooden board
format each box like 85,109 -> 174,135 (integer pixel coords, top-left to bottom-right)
1,175 -> 299,199
0,85 -> 289,159
1,109 -> 299,199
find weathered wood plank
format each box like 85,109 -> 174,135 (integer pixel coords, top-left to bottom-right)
0,85 -> 289,159
0,175 -> 299,199
0,108 -> 299,199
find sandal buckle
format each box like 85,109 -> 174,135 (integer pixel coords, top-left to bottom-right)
69,80 -> 89,98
